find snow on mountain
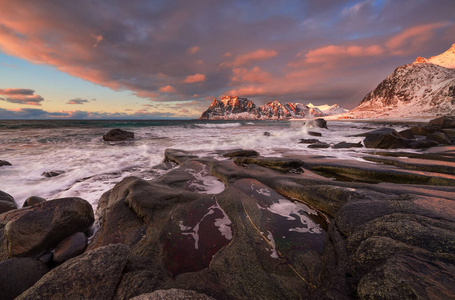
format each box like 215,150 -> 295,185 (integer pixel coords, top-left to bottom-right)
199,96 -> 330,120
422,43 -> 455,69
307,103 -> 348,115
345,44 -> 455,119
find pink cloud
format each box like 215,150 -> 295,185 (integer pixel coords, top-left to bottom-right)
188,46 -> 200,55
386,22 -> 450,55
183,73 -> 206,83
224,49 -> 277,67
290,44 -> 384,68
0,88 -> 44,105
231,66 -> 272,83
159,85 -> 176,93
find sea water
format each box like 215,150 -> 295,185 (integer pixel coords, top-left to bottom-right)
0,119 -> 408,209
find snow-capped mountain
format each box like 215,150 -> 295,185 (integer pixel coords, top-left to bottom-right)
307,103 -> 348,115
199,96 -> 331,120
345,43 -> 455,119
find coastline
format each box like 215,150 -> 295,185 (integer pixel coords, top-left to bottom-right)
1,117 -> 455,299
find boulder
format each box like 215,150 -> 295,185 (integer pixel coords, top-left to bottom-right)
223,149 -> 260,158
53,232 -> 88,265
307,118 -> 328,129
0,160 -> 12,167
42,170 -> 65,177
442,128 -> 455,139
130,289 -> 215,300
0,197 -> 94,259
233,156 -> 305,172
0,190 -> 18,214
308,142 -> 330,149
102,128 -> 134,141
429,116 -> 455,128
16,244 -> 130,300
409,125 -> 440,136
332,142 -> 363,149
299,138 -> 320,144
426,132 -> 452,145
363,128 -> 408,149
398,129 -> 415,139
22,196 -> 46,208
0,257 -> 48,300
263,131 -> 271,136
308,131 -> 322,137
406,140 -> 439,149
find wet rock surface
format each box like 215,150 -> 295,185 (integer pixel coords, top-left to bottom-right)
0,160 -> 12,167
0,197 -> 94,259
0,190 -> 18,214
5,122 -> 455,299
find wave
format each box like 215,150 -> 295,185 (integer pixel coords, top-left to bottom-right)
195,123 -> 242,128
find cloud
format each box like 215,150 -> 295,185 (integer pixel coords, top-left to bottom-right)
224,49 -> 277,67
188,46 -> 200,55
0,88 -> 44,105
159,85 -> 176,93
289,44 -> 384,68
231,66 -> 272,83
67,98 -> 90,104
0,0 -> 454,110
183,73 -> 206,83
386,22 -> 451,55
0,88 -> 35,95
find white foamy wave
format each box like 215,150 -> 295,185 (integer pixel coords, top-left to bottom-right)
195,123 -> 242,128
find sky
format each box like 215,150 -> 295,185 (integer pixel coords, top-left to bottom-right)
0,0 -> 454,119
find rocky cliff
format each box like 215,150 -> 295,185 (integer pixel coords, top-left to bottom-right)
199,96 -> 343,120
347,43 -> 455,119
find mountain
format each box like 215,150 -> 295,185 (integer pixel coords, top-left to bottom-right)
346,44 -> 455,119
308,103 -> 348,115
199,96 -> 334,120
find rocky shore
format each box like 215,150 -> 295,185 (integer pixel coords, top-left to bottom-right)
1,117 -> 455,299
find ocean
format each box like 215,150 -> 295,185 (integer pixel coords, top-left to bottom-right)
0,119 -> 408,209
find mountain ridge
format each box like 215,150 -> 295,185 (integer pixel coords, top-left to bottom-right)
345,43 -> 455,119
199,96 -> 347,120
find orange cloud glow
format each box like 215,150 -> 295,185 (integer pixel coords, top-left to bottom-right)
159,85 -> 177,93
183,73 -> 206,83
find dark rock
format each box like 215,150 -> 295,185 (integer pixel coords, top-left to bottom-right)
429,115 -> 455,128
0,197 -> 94,259
357,254 -> 455,300
263,131 -> 271,136
363,128 -> 407,149
38,251 -> 53,266
0,257 -> 48,300
442,128 -> 455,139
223,149 -> 260,158
332,142 -> 363,149
164,148 -> 198,164
16,244 -> 130,300
102,128 -> 134,141
398,128 -> 415,139
0,190 -> 18,214
299,138 -> 320,144
307,118 -> 328,129
22,196 -> 46,208
308,131 -> 322,137
0,160 -> 12,167
308,142 -> 330,149
406,140 -> 439,149
409,125 -> 440,136
115,270 -> 162,300
233,156 -> 305,172
42,170 -> 65,177
130,289 -> 215,300
426,131 -> 452,145
53,232 -> 88,265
